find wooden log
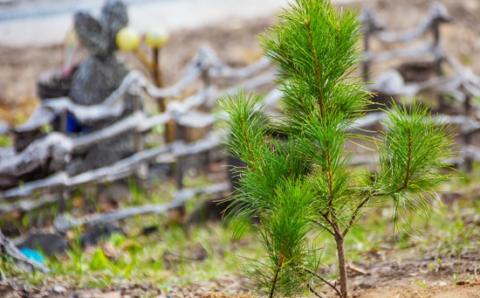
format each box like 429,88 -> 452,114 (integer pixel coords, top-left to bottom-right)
371,2 -> 452,44
0,133 -> 220,200
54,182 -> 230,232
209,57 -> 271,80
0,195 -> 56,215
7,46 -> 272,135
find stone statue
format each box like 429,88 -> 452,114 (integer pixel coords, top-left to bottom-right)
67,0 -> 136,175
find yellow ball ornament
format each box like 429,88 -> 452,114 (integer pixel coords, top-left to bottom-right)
116,27 -> 141,51
145,26 -> 169,48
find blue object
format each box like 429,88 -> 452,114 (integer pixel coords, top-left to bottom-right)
19,248 -> 46,265
54,112 -> 90,134
66,113 -> 90,134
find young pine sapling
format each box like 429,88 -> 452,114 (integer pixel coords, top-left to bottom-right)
219,0 -> 456,297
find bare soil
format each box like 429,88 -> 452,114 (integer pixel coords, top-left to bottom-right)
359,284 -> 480,298
0,17 -> 269,123
3,252 -> 480,297
350,253 -> 480,297
1,0 -> 480,297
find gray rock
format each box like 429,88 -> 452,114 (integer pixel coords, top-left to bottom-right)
16,232 -> 68,256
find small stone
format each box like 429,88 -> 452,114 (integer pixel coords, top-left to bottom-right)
130,290 -> 143,298
438,281 -> 447,287
76,289 -> 102,298
54,286 -> 67,293
98,292 -> 121,298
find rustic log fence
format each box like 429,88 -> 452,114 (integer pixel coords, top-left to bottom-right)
1,3 -> 480,216
362,1 -> 480,172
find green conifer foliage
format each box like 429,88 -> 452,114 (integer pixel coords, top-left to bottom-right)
218,0 -> 456,297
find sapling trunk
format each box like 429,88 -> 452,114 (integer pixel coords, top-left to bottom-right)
335,231 -> 347,298
219,0 -> 456,297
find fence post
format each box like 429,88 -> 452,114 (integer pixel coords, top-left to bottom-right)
432,19 -> 442,76
159,100 -> 176,144
173,114 -> 185,189
463,93 -> 473,172
133,85 -> 148,186
430,2 -> 452,76
431,14 -> 450,113
200,68 -> 212,169
361,13 -> 372,82
154,56 -> 175,144
169,64 -> 212,225
360,9 -> 384,82
169,120 -> 187,225
202,69 -> 211,92
60,110 -> 68,135
57,110 -> 68,214
152,47 -> 163,88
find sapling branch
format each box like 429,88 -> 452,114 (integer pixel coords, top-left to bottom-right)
312,219 -> 335,236
343,196 -> 371,236
269,254 -> 284,298
319,211 -> 342,236
301,266 -> 344,298
308,283 -> 325,298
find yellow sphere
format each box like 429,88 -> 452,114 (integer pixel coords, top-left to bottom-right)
116,27 -> 141,51
145,26 -> 169,48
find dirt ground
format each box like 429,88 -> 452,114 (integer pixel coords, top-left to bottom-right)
2,252 -> 480,297
359,285 -> 480,298
0,16 -> 268,123
1,0 -> 480,297
350,253 -> 480,298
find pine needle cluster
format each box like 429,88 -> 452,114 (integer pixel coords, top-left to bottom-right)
218,0 -> 456,297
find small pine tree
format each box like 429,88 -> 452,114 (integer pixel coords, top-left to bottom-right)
218,0 -> 456,297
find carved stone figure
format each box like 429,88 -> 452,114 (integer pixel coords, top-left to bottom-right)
67,0 -> 136,175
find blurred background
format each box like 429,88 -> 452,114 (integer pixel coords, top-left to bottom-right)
0,0 -> 479,121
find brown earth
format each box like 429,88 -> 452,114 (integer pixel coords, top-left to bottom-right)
0,17 -> 268,123
3,250 -> 479,297
350,253 -> 480,297
359,284 -> 480,298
